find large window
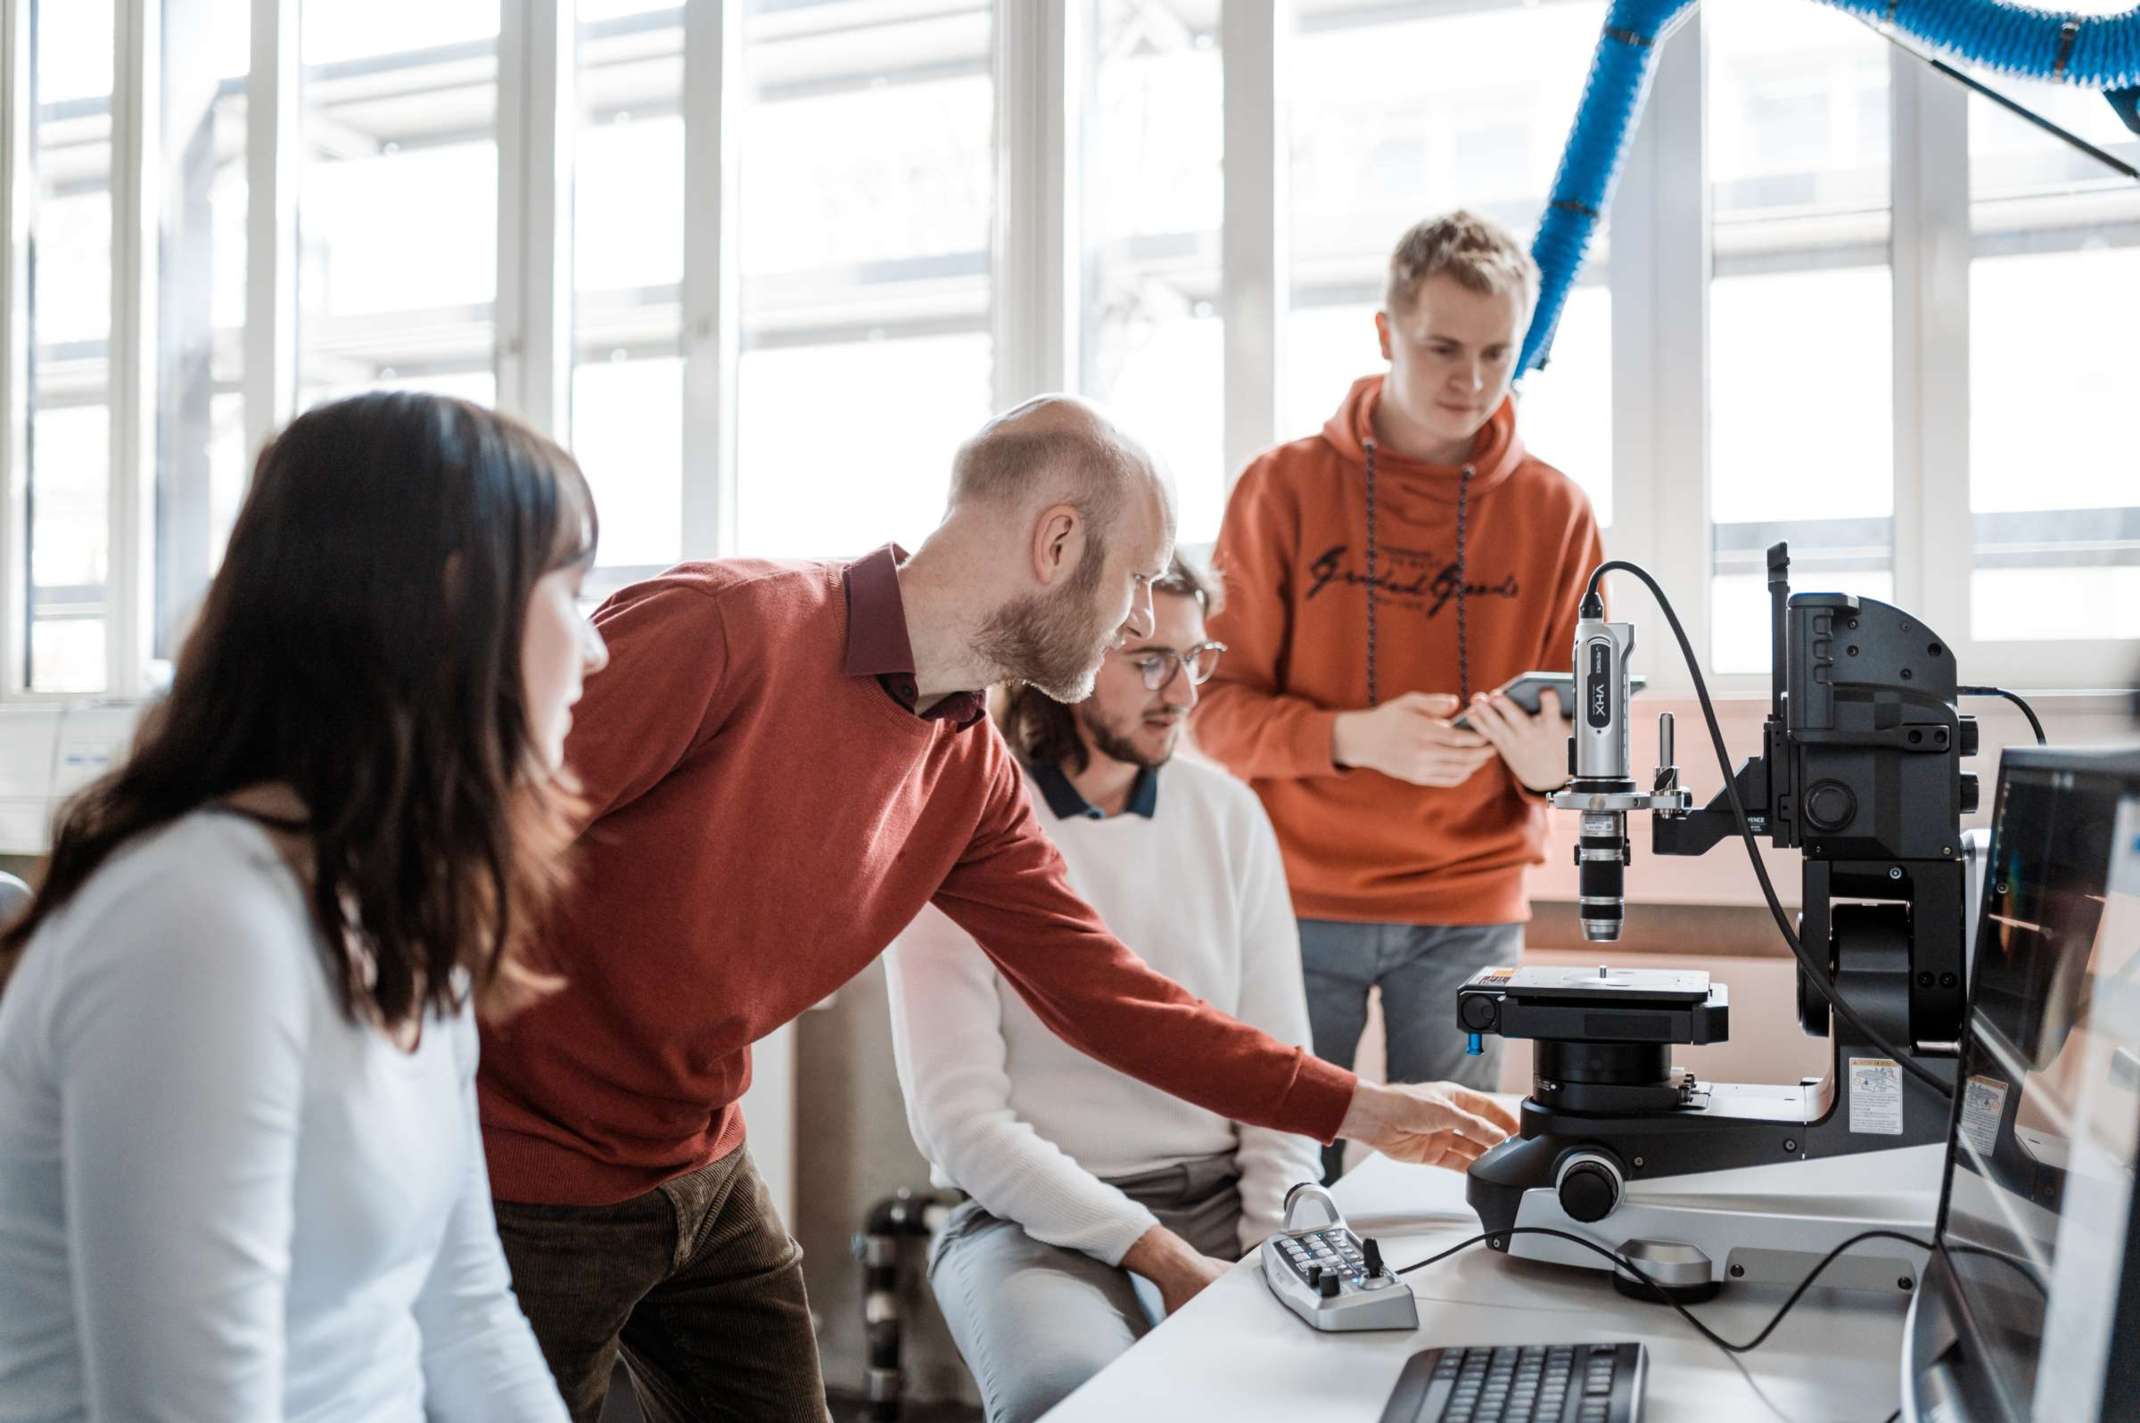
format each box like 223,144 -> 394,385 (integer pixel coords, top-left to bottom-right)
734,0 -> 994,560
1706,0 -> 1893,673
4,0 -> 2136,699
1286,0 -> 1612,527
295,2 -> 500,411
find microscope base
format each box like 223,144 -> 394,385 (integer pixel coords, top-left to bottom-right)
1473,1139 -> 1942,1298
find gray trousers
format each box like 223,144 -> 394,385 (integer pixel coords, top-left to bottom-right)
1297,919 -> 1522,1181
927,1154 -> 1243,1423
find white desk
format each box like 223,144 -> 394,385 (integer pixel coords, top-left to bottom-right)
1047,1152 -> 1916,1423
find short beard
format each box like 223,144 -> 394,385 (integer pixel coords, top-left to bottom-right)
977,544 -> 1111,702
1077,701 -> 1175,771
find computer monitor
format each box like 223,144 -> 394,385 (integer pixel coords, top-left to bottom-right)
1904,747 -> 2140,1423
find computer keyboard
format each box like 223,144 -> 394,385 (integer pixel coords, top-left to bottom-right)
1377,1341 -> 1645,1423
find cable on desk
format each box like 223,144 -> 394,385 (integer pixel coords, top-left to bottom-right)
1957,686 -> 2047,746
1394,1225 -> 1934,1358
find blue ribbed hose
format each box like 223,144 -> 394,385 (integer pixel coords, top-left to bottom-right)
1521,0 -> 2140,376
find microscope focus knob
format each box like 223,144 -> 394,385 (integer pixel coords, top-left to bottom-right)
1960,773 -> 1980,816
1805,780 -> 1857,833
1958,718 -> 1980,758
1555,1153 -> 1624,1224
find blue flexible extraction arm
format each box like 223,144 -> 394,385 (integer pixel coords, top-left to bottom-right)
1521,0 -> 2140,376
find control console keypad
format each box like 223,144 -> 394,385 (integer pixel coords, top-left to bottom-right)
1277,1228 -> 1367,1284
1263,1186 -> 1417,1332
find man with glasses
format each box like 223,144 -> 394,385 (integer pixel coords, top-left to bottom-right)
885,558 -> 1324,1423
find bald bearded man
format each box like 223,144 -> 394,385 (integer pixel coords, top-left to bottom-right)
476,397 -> 1517,1422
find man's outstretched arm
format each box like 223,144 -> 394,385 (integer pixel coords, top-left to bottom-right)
932,743 -> 1515,1167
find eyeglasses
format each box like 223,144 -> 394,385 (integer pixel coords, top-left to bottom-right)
1122,641 -> 1227,691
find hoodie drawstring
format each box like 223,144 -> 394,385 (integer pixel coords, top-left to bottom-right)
1364,439 -> 1380,708
1361,442 -> 1474,710
1455,464 -> 1473,705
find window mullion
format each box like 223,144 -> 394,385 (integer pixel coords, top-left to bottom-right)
993,0 -> 1076,407
1892,44 -> 1970,641
0,0 -> 29,695
109,0 -> 158,697
1219,0 -> 1287,494
1640,10 -> 1711,691
497,0 -> 574,438
1606,31 -> 1661,613
680,0 -> 741,560
244,0 -> 297,470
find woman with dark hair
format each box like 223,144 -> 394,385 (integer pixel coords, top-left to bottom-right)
0,392 -> 602,1420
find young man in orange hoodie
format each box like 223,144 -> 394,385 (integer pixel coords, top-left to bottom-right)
1194,211 -> 1605,1180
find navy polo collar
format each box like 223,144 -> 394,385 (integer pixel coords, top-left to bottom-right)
1028,762 -> 1160,821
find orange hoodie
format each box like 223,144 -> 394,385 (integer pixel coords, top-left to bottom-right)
1193,374 -> 1604,926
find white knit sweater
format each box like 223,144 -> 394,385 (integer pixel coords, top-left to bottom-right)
885,756 -> 1324,1265
0,813 -> 565,1422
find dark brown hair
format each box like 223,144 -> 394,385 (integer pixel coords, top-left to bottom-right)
998,555 -> 1221,774
0,392 -> 597,1025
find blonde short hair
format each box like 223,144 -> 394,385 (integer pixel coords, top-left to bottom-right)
1384,209 -> 1540,324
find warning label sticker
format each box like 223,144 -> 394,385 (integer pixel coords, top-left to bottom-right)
1959,1074 -> 2010,1157
1849,1058 -> 1905,1135
1476,968 -> 1515,985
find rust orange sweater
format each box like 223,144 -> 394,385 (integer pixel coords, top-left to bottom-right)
477,551 -> 1354,1205
1194,376 -> 1604,926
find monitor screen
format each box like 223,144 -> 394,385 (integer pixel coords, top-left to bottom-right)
1937,754 -> 2140,1423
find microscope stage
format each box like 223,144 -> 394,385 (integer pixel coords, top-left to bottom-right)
1494,966 -> 1712,1002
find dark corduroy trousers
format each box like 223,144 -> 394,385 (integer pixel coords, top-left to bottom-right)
495,1147 -> 829,1423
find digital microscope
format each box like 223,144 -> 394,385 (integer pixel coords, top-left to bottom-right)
1458,544 -> 1979,1300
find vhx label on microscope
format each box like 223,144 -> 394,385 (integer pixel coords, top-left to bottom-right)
1848,1058 -> 1905,1136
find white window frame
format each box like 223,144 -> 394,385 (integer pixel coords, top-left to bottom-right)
109,0 -> 157,698
497,0 -> 576,439
0,0 -> 30,699
0,0 -> 160,702
1684,7 -> 2135,696
678,0 -> 740,567
994,0 -> 1077,407
1219,0 -> 1285,483
0,0 -> 2132,701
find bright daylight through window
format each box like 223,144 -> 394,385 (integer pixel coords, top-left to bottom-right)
1,0 -> 2133,700
22,1 -> 117,692
1287,0 -> 1612,531
1962,18 -> 2140,644
1706,0 -> 1894,674
735,1 -> 995,560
